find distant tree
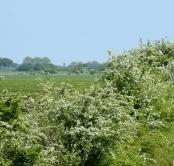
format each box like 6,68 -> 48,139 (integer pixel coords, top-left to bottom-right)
65,61 -> 106,74
23,56 -> 32,64
42,57 -> 52,64
0,57 -> 17,71
18,56 -> 57,72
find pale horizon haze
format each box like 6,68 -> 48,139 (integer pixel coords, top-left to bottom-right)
0,0 -> 174,65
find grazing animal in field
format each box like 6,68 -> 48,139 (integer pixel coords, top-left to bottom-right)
0,76 -> 4,80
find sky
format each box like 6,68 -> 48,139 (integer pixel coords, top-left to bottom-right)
0,0 -> 174,65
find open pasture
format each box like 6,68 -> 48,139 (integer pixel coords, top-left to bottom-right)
0,73 -> 97,94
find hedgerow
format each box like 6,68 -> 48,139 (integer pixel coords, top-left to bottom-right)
0,39 -> 174,165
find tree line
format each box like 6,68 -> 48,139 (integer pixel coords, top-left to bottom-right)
0,56 -> 106,74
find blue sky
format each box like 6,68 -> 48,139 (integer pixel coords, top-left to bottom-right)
0,0 -> 174,65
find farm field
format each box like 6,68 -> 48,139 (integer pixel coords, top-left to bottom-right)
0,73 -> 97,94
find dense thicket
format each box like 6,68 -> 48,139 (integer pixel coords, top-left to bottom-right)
0,40 -> 174,165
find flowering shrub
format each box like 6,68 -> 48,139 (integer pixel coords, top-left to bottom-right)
0,40 -> 174,165
0,92 -> 40,166
99,40 -> 174,165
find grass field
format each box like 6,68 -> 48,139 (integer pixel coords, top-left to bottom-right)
0,73 -> 97,94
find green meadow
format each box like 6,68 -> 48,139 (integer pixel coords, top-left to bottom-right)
0,73 -> 97,94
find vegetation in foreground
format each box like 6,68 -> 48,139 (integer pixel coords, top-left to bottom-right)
0,40 -> 174,166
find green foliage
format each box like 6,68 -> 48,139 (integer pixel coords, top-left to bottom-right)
3,145 -> 40,166
0,39 -> 174,165
47,86 -> 136,165
18,56 -> 57,72
65,61 -> 106,74
0,58 -> 17,71
99,40 -> 174,165
0,92 -> 40,166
